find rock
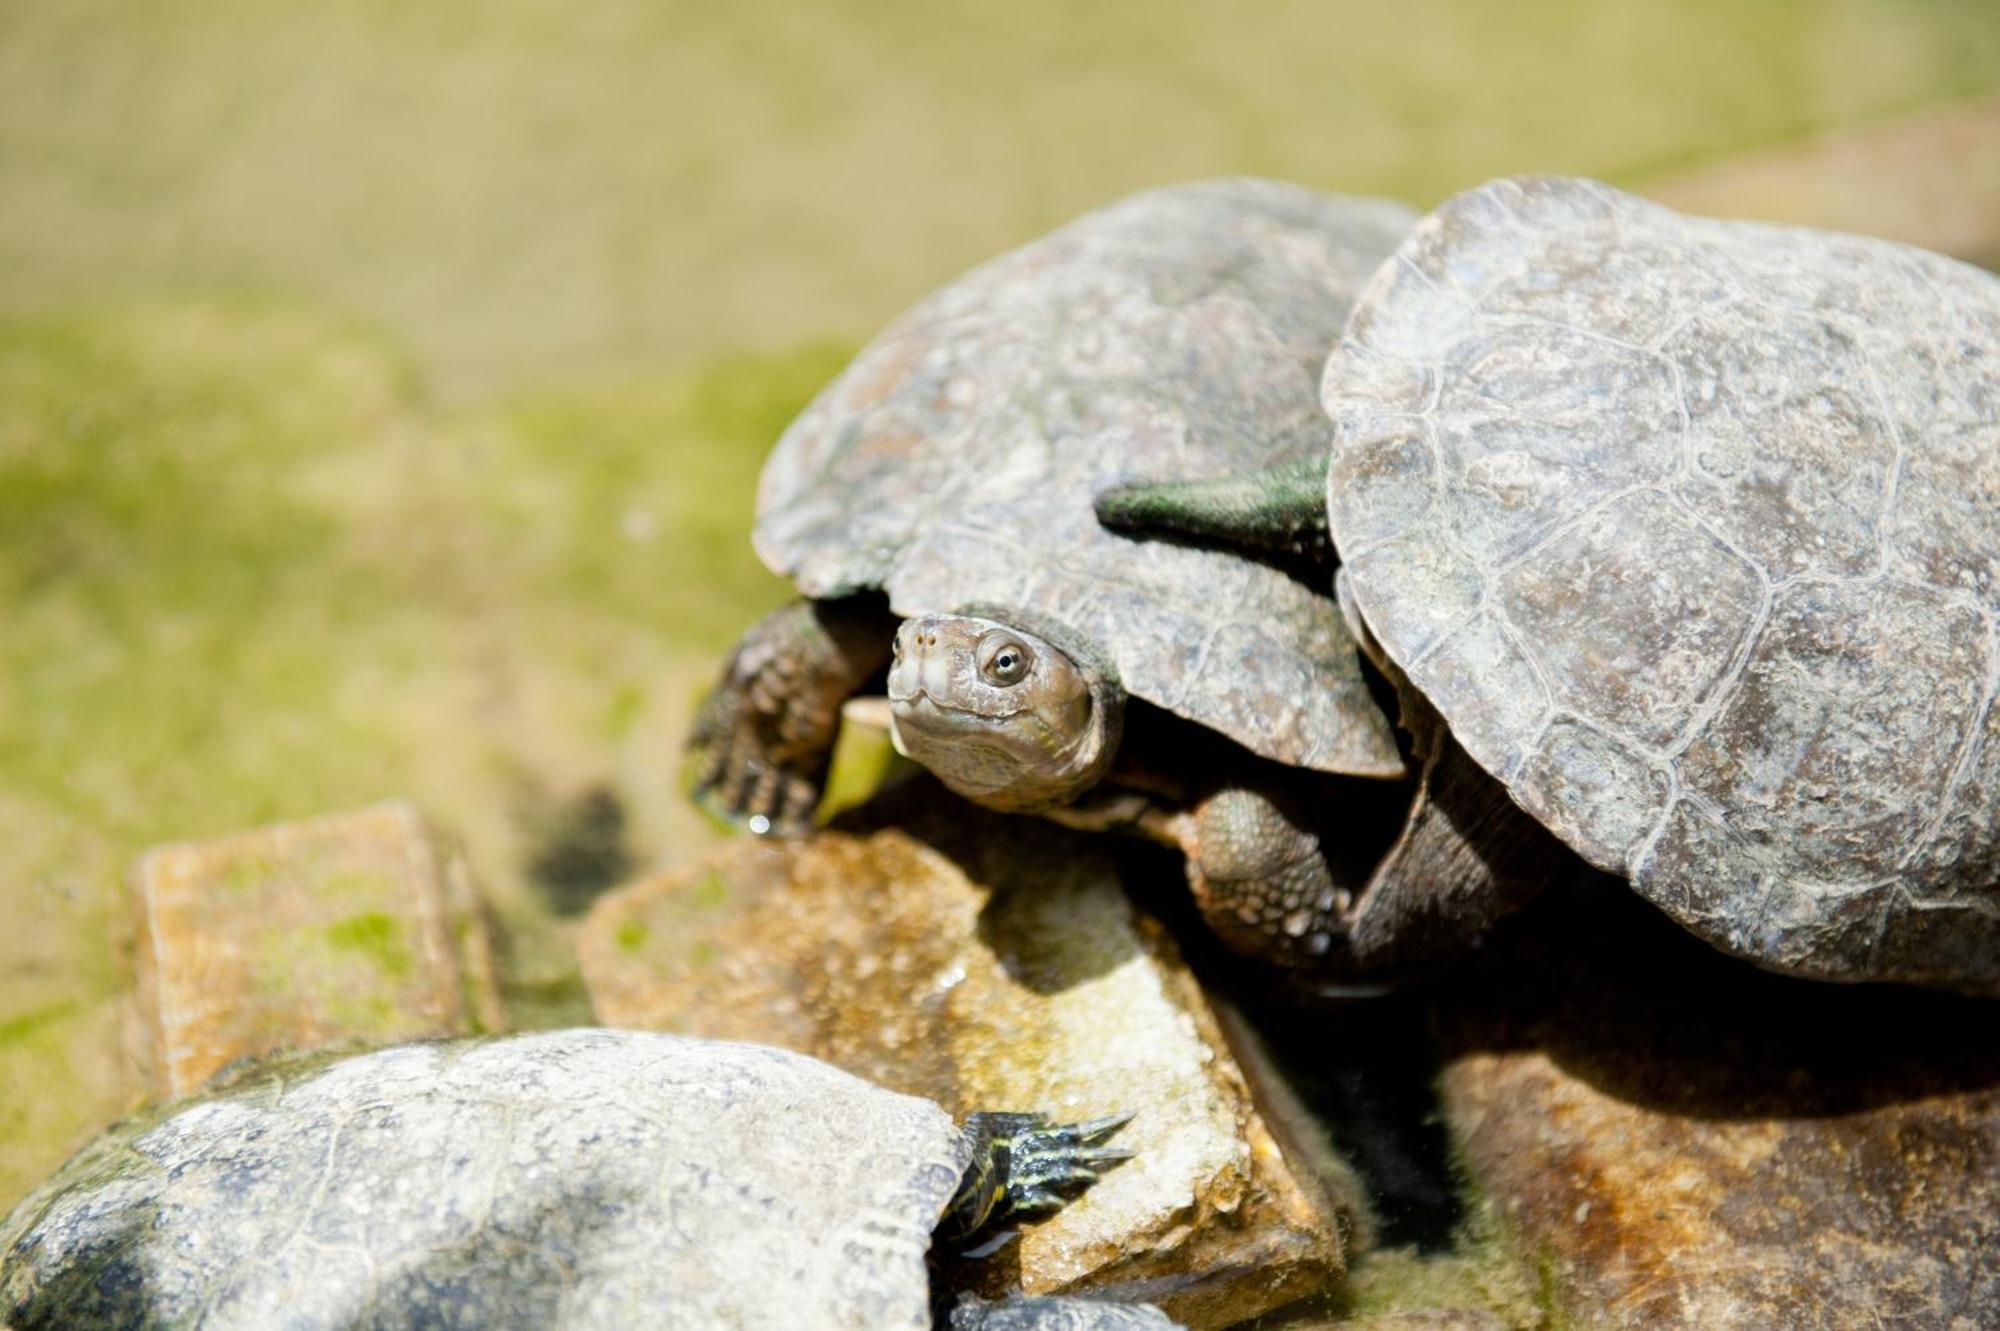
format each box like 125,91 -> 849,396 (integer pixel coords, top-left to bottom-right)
130,800 -> 504,1095
1434,889 -> 2000,1330
578,782 -> 1347,1329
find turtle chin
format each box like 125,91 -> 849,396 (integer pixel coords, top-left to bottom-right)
886,613 -> 1119,814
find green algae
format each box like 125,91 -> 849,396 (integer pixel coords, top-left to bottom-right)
1315,1125 -> 1577,1330
620,871 -> 733,981
324,912 -> 415,981
0,1002 -> 78,1049
686,871 -> 728,910
0,298 -> 845,1209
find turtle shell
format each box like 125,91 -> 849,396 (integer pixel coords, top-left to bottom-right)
757,179 -> 1411,777
1324,175 -> 2000,991
1,1031 -> 972,1330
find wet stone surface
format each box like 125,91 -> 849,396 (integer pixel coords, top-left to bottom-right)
131,800 -> 505,1095
578,781 -> 1348,1329
1432,885 -> 2000,1330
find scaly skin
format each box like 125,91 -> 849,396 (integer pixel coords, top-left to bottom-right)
1181,784 -> 1352,968
1181,732 -> 1560,980
689,595 -> 897,835
939,1111 -> 1134,1245
887,614 -> 1120,814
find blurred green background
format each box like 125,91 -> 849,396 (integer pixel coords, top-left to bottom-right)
3,0 -> 1998,1208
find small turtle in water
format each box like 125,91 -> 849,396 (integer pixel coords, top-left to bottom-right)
1098,176 -> 2000,995
692,178 -> 1425,967
0,1030 -> 1159,1330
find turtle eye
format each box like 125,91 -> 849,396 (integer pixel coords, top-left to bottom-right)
979,638 -> 1032,686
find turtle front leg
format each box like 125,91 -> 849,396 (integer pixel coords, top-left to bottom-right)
1181,736 -> 1565,979
688,596 -> 897,836
938,1111 -> 1134,1245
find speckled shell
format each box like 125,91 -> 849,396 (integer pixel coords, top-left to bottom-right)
757,179 -> 1412,777
1324,176 -> 2000,991
0,1031 -> 972,1330
953,1294 -> 1182,1330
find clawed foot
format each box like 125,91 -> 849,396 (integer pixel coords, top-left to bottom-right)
998,1111 -> 1136,1218
942,1111 -> 1136,1242
687,671 -> 829,837
686,598 -> 894,837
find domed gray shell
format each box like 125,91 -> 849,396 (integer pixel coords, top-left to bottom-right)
1,1031 -> 972,1331
757,179 -> 1411,777
1324,176 -> 2000,992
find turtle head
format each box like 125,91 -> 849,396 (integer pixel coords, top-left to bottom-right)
887,611 -> 1121,813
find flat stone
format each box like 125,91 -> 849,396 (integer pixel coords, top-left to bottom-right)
1434,890 -> 2000,1330
578,782 -> 1346,1329
131,800 -> 504,1095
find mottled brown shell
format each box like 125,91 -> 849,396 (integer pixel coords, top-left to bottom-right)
1325,176 -> 2000,991
757,180 -> 1411,776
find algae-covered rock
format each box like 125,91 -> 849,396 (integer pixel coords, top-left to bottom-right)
579,781 -> 1347,1329
1434,890 -> 2000,1329
130,800 -> 504,1094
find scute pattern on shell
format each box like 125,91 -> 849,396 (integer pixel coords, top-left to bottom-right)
1,1031 -> 971,1331
1325,176 -> 2000,991
756,179 -> 1412,776
952,1294 -> 1183,1330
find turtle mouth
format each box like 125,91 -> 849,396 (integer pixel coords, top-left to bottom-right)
888,690 -> 1054,781
889,690 -> 1021,728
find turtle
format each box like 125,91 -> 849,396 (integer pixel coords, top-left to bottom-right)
950,1294 -> 1182,1330
0,1029 -> 1157,1331
1095,174 -> 2000,996
690,178 -> 1428,968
